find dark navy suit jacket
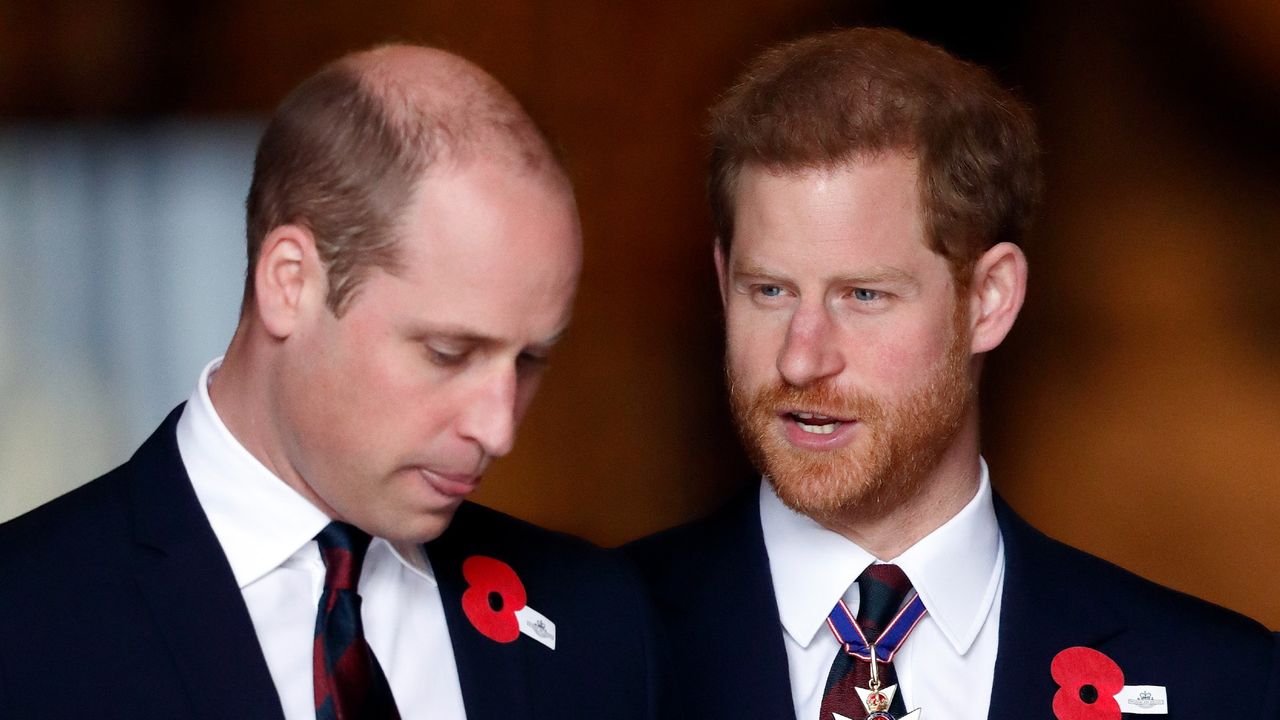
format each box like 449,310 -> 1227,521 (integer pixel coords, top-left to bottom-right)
0,407 -> 665,719
626,487 -> 1280,718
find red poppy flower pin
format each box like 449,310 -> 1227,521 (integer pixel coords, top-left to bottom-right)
461,555 -> 556,650
1051,647 -> 1167,718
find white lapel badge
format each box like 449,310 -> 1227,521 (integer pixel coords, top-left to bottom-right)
515,604 -> 556,650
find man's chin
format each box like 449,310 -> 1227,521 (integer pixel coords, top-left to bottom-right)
365,504 -> 462,545
766,468 -> 881,520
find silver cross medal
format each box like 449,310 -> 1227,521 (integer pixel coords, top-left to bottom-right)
834,645 -> 923,720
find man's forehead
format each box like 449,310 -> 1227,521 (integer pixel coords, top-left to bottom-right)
733,158 -> 922,234
413,150 -> 572,197
731,154 -> 928,244
348,255 -> 574,346
740,151 -> 921,184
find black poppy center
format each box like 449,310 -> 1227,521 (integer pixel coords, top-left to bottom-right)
487,591 -> 504,612
1079,684 -> 1099,704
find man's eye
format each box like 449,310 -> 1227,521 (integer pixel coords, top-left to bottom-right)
758,285 -> 783,298
428,347 -> 467,366
851,288 -> 881,302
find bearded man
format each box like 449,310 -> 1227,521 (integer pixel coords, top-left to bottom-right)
627,27 -> 1278,720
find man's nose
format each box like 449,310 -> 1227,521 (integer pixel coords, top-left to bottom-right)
776,303 -> 845,387
457,363 -> 519,459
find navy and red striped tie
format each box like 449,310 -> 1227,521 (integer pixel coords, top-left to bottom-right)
819,563 -> 915,720
313,521 -> 401,720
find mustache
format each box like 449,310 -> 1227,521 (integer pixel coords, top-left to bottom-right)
730,378 -> 887,424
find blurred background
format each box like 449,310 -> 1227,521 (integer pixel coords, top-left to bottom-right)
1,1 -> 1277,627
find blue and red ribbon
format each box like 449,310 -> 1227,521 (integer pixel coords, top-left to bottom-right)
825,592 -> 928,663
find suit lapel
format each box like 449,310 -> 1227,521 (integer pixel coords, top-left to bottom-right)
987,497 -> 1124,720
694,490 -> 797,720
428,504 -> 534,720
128,407 -> 286,720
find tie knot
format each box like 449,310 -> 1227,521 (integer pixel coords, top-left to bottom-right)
315,521 -> 373,591
855,563 -> 914,634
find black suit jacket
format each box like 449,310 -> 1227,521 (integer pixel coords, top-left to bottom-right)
626,487 -> 1280,718
0,407 -> 664,719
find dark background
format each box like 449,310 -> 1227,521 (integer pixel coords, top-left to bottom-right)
3,1 -> 1278,626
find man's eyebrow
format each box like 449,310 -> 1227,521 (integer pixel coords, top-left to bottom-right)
731,262 -> 919,287
416,323 -> 570,350
830,267 -> 919,287
415,324 -> 496,345
730,262 -> 783,279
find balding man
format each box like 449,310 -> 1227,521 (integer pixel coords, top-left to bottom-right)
0,46 -> 663,720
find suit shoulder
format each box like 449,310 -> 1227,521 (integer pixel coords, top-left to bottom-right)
624,505 -> 728,569
0,466 -> 130,574
442,501 -> 637,587
623,490 -> 757,594
0,407 -> 185,578
449,500 -> 598,555
1004,505 -> 1273,645
0,467 -> 138,641
1067,537 -> 1267,637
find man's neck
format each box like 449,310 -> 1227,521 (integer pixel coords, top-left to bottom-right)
208,332 -> 292,493
209,330 -> 347,524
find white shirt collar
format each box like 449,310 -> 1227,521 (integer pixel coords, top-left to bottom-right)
761,459 -> 1003,655
176,357 -> 435,589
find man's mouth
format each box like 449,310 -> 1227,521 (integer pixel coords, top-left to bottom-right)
786,411 -> 853,435
419,468 -> 481,498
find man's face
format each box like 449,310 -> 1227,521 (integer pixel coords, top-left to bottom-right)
275,160 -> 581,543
719,155 -> 975,523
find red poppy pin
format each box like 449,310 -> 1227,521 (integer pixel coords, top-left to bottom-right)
1052,647 -> 1170,716
1051,647 -> 1126,720
460,555 -> 557,649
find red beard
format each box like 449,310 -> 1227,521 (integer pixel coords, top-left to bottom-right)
728,307 -> 974,524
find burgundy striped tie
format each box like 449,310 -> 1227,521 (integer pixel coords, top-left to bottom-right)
819,564 -> 914,720
313,521 -> 401,720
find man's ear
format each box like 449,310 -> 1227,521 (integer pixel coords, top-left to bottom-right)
253,224 -> 326,339
967,242 -> 1028,354
713,238 -> 729,308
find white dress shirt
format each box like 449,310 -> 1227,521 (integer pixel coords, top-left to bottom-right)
176,358 -> 467,719
760,461 -> 1004,720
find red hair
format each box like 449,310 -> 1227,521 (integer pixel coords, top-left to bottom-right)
708,27 -> 1042,282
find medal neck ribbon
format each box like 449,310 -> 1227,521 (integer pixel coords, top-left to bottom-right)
825,592 -> 928,664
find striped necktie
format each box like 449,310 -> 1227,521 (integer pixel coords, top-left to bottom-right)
313,521 -> 401,720
819,563 -> 917,719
